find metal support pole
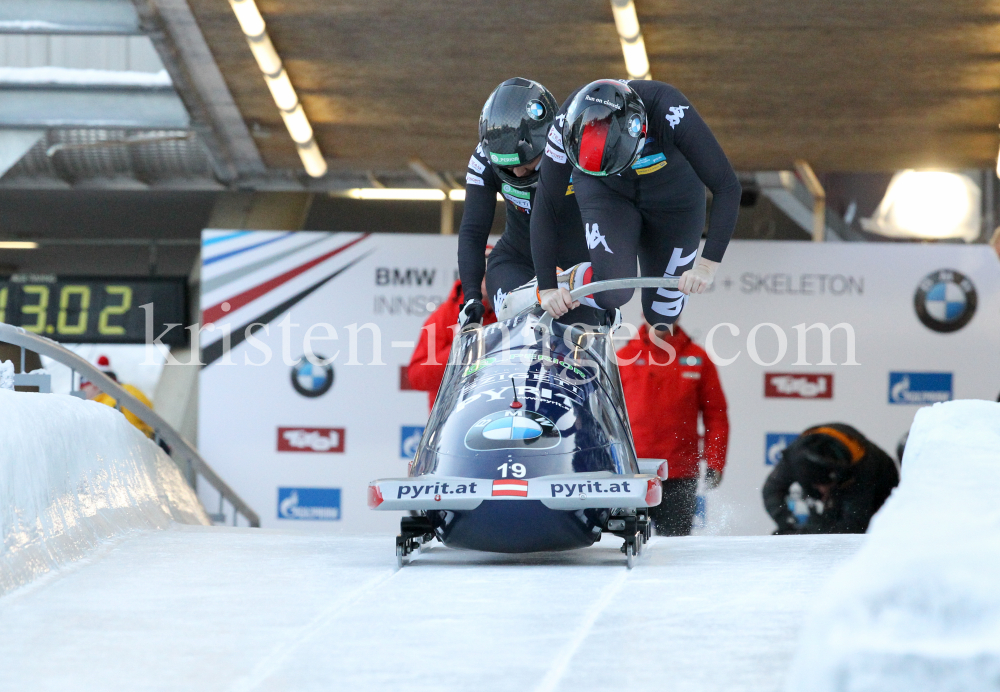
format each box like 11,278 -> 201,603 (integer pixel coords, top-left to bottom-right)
794,160 -> 826,242
441,197 -> 454,235
19,346 -> 25,373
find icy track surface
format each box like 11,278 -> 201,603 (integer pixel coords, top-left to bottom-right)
0,529 -> 860,692
0,390 -> 208,595
787,400 -> 1000,691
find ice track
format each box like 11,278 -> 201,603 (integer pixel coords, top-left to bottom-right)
0,528 -> 861,692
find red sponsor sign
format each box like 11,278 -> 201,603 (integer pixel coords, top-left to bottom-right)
277,427 -> 345,453
764,373 -> 833,399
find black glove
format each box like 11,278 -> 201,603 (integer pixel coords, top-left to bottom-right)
458,299 -> 485,328
704,468 -> 722,490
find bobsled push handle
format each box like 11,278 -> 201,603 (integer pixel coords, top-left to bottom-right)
535,277 -> 681,333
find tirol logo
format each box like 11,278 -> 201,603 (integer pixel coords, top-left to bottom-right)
401,426 -> 424,458
490,152 -> 520,166
765,373 -> 833,399
291,356 -> 334,398
889,372 -> 952,405
914,269 -> 977,333
278,427 -> 344,453
465,410 -> 560,451
765,433 -> 799,465
277,488 -> 341,521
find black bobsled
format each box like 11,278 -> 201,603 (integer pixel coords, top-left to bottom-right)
369,279 -> 678,568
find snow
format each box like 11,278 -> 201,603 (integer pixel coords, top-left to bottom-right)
0,391 -> 208,596
0,530 -> 861,691
786,400 -> 1000,691
0,360 -> 13,390
0,66 -> 171,88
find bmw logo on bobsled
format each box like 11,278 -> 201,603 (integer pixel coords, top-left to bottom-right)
369,284 -> 670,568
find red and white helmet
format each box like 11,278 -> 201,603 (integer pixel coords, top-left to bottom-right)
562,80 -> 647,177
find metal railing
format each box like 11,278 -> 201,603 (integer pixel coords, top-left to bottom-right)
0,323 -> 260,528
534,276 -> 682,334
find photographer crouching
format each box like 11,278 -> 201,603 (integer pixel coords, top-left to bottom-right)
763,424 -> 899,534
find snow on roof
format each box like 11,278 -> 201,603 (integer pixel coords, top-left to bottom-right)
0,66 -> 171,88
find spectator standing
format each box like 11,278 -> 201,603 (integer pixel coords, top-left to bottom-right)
616,323 -> 729,536
82,355 -> 155,438
763,423 -> 899,534
408,268 -> 496,411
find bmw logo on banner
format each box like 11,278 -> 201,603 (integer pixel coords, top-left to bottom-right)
465,411 -> 560,451
914,269 -> 977,333
291,356 -> 335,398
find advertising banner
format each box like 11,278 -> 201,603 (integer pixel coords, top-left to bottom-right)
198,232 -> 1000,534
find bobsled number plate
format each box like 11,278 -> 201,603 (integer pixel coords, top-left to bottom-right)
368,473 -> 662,511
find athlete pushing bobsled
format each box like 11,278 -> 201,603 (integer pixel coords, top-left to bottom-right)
369,78 -> 738,568
531,79 -> 740,324
455,77 -> 601,329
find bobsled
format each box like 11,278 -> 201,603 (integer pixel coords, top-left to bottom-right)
369,278 -> 679,568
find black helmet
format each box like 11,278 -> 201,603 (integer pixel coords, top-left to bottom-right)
785,426 -> 866,487
478,77 -> 558,189
562,79 -> 646,177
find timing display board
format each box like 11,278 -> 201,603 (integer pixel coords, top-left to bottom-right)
0,275 -> 187,345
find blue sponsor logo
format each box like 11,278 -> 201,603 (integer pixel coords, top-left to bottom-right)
888,372 -> 953,405
765,433 -> 799,465
401,426 -> 424,458
277,487 -> 341,520
631,152 -> 666,169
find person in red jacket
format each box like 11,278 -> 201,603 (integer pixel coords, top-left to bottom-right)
408,262 -> 497,410
617,322 -> 729,536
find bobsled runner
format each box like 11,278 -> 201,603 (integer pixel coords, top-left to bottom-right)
369,278 -> 679,568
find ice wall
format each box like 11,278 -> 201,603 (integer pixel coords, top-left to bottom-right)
786,400 -> 1000,691
0,391 -> 208,595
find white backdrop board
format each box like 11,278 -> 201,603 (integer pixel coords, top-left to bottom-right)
198,232 -> 1000,534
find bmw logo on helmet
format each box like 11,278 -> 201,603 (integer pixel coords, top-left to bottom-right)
526,99 -> 546,121
627,113 -> 643,137
291,355 -> 335,397
914,269 -> 977,333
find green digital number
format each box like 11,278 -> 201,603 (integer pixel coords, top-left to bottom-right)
0,286 -> 6,323
21,285 -> 49,333
98,285 -> 132,335
57,285 -> 91,335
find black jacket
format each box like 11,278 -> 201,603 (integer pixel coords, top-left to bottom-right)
762,423 -> 899,534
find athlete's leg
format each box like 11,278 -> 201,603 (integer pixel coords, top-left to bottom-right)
573,175 -> 642,310
484,242 -> 534,314
637,202 -> 706,326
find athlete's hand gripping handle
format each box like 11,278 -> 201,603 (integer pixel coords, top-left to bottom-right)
538,288 -> 579,319
458,298 -> 486,328
677,257 -> 719,295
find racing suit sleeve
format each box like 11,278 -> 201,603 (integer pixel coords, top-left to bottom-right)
530,113 -> 576,291
762,459 -> 798,532
457,144 -> 499,302
698,356 -> 729,475
648,83 -> 741,263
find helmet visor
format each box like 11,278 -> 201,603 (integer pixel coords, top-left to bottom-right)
568,105 -> 642,177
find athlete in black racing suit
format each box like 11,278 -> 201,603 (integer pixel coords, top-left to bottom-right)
530,79 -> 741,324
457,78 -> 592,325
